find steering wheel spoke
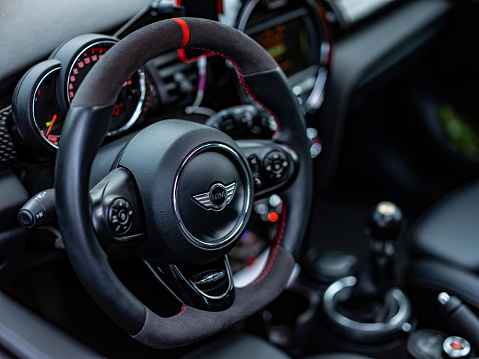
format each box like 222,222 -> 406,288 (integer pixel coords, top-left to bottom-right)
144,256 -> 235,312
90,167 -> 147,254
236,139 -> 297,199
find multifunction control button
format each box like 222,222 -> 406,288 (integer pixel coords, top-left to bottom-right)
263,151 -> 289,181
108,198 -> 133,236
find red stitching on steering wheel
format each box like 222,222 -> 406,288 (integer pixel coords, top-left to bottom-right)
166,305 -> 187,319
188,47 -> 280,136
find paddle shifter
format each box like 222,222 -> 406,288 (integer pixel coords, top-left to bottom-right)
322,202 -> 413,343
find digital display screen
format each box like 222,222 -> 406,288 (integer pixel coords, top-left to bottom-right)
252,18 -> 311,77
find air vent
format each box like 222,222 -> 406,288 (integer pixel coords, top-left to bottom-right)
149,51 -> 198,107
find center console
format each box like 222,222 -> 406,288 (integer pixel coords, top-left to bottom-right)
247,201 -> 479,359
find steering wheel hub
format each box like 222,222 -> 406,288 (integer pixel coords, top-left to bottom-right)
174,143 -> 252,249
117,119 -> 253,263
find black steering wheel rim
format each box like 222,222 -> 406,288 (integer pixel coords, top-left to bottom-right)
55,18 -> 313,349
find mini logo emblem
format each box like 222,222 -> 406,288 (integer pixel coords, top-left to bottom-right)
191,181 -> 237,211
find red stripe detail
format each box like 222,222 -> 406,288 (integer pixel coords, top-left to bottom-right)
172,18 -> 190,49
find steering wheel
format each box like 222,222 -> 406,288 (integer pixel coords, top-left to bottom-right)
55,18 -> 312,349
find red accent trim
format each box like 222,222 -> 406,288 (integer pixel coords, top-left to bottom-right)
249,202 -> 287,286
172,18 -> 190,49
178,49 -> 216,64
166,305 -> 186,319
217,0 -> 224,14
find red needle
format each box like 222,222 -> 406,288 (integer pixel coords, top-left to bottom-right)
45,114 -> 57,138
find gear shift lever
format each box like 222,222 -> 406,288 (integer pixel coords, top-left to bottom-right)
338,201 -> 404,323
322,201 -> 412,343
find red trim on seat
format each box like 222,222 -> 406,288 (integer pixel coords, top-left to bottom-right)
172,18 -> 190,49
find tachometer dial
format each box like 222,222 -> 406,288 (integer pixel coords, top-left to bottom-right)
52,34 -> 147,137
66,42 -> 146,136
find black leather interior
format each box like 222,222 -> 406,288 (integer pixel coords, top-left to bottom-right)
407,179 -> 479,315
407,260 -> 479,311
408,179 -> 479,272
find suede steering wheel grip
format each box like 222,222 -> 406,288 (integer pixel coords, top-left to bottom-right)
55,18 -> 312,348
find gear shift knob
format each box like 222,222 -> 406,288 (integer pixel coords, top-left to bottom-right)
366,201 -> 403,242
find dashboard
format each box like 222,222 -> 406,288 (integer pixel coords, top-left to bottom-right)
3,0 -> 331,162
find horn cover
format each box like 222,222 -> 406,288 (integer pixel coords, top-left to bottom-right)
118,119 -> 253,264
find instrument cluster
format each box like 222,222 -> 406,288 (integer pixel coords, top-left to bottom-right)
12,34 -> 149,155
11,0 -> 332,157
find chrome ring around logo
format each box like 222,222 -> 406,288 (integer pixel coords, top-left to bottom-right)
172,143 -> 252,249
